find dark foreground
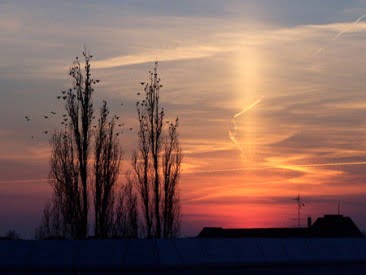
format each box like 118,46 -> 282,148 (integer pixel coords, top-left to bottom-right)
1,238 -> 366,274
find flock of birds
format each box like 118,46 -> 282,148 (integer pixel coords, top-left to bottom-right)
24,80 -> 174,141
24,87 -> 135,141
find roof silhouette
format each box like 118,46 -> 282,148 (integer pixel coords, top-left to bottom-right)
198,215 -> 364,238
311,214 -> 363,237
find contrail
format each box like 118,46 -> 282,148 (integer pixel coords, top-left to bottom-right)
228,97 -> 263,154
0,178 -> 48,184
234,97 -> 264,119
313,13 -> 366,57
334,13 -> 366,39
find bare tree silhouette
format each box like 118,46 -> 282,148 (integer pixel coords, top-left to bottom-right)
36,126 -> 85,238
36,50 -> 121,239
66,51 -> 94,238
36,54 -> 182,240
162,119 -> 182,238
132,96 -> 153,238
132,62 -> 182,238
35,197 -> 65,239
4,230 -> 20,240
112,174 -> 139,239
94,101 -> 122,238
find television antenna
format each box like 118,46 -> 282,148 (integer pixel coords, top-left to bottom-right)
293,194 -> 305,227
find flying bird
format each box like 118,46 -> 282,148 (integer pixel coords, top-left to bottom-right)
44,116 -> 48,119
57,96 -> 61,99
44,131 -> 48,134
129,128 -> 133,131
61,91 -> 66,94
51,112 -> 56,115
63,96 -> 67,100
137,93 -> 140,95
140,82 -> 145,85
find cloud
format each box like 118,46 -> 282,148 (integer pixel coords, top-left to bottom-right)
92,45 -> 230,69
3,1 -> 366,235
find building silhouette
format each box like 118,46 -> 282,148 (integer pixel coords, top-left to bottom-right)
198,214 -> 364,238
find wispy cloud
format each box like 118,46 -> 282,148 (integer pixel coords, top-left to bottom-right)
93,45 -> 229,69
4,1 -> 366,234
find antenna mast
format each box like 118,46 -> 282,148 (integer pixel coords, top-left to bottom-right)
294,194 -> 305,227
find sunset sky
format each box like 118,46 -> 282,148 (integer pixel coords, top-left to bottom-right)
2,0 -> 366,238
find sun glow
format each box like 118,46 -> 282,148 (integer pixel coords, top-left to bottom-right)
231,47 -> 264,164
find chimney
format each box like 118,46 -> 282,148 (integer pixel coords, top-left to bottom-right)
307,217 -> 312,228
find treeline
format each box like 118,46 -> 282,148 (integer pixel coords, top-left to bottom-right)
35,50 -> 182,240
